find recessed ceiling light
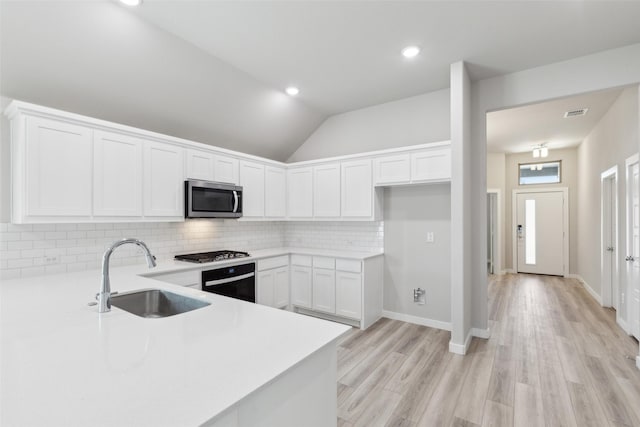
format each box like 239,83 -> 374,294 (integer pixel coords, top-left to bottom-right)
285,86 -> 299,96
401,46 -> 420,58
119,0 -> 142,6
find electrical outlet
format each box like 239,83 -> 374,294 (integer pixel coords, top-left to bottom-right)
44,256 -> 59,265
413,288 -> 426,305
426,232 -> 434,243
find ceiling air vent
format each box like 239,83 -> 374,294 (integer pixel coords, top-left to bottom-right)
564,108 -> 589,118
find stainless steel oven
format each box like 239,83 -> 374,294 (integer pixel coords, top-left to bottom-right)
201,263 -> 255,303
185,180 -> 242,219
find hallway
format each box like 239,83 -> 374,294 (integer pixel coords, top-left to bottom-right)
336,274 -> 640,426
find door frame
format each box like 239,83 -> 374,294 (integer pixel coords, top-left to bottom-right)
625,153 -> 639,335
487,188 -> 502,275
600,165 -> 619,309
512,187 -> 569,277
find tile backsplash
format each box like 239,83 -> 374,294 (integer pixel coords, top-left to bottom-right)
0,220 -> 384,280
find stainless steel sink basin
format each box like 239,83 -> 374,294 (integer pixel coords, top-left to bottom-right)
110,289 -> 210,318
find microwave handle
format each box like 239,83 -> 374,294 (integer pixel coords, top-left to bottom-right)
233,191 -> 239,213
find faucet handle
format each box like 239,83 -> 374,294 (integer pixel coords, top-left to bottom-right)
89,291 -> 118,307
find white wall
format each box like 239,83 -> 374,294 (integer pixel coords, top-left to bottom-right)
287,89 -> 450,162
487,153 -> 506,273
503,148 -> 579,274
382,185 -> 451,326
470,42 -> 640,332
577,86 -> 639,318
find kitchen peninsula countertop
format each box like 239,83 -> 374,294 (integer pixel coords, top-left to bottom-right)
0,249 -> 354,426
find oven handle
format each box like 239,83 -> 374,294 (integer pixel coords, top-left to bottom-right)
233,191 -> 239,213
204,272 -> 255,287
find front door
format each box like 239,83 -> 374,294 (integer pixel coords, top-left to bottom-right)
626,155 -> 640,339
516,190 -> 566,276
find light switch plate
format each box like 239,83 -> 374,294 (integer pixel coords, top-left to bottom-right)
426,232 -> 434,243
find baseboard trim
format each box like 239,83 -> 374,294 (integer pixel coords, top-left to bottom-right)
617,317 -> 631,335
471,327 -> 491,339
504,269 -> 516,274
567,274 -> 602,305
449,330 -> 473,355
636,355 -> 640,370
382,310 -> 451,331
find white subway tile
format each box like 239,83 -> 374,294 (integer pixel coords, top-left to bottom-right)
8,258 -> 33,269
8,241 -> 34,251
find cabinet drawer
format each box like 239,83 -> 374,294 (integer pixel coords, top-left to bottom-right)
336,259 -> 361,273
258,255 -> 289,271
291,254 -> 312,267
313,256 -> 335,269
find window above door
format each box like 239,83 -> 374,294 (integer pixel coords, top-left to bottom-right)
519,161 -> 561,185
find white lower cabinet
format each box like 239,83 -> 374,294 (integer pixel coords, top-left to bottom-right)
312,268 -> 336,314
257,256 -> 289,309
291,265 -> 313,309
336,271 -> 362,319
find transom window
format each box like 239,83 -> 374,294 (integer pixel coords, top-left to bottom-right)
519,161 -> 561,185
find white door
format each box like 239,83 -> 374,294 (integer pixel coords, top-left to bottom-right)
601,171 -> 618,309
239,160 -> 265,217
313,164 -> 340,218
312,268 -> 336,314
287,168 -> 313,218
186,149 -> 214,181
94,130 -> 143,217
273,266 -> 289,309
213,154 -> 239,184
335,271 -> 361,319
515,190 -> 566,276
25,116 -> 93,217
626,155 -> 640,339
291,265 -> 312,308
341,160 -> 372,218
257,270 -> 275,307
143,141 -> 184,218
264,166 -> 286,218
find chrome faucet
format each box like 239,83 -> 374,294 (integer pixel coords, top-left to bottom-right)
97,238 -> 157,313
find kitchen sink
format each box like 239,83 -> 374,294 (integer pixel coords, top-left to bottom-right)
110,289 -> 210,318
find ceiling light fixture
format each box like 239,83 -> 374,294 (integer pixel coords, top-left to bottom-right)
532,143 -> 549,158
401,46 -> 420,59
285,86 -> 299,96
119,0 -> 142,5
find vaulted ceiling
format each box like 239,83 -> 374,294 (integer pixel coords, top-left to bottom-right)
2,1 -> 640,161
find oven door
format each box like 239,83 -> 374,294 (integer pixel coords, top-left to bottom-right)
185,180 -> 243,218
201,263 -> 255,303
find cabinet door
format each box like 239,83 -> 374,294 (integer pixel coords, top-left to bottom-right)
411,148 -> 451,182
313,164 -> 340,218
214,154 -> 239,184
93,130 -> 143,217
291,265 -> 312,309
240,160 -> 265,217
257,270 -> 275,307
144,141 -> 184,217
265,166 -> 286,218
336,271 -> 362,319
287,167 -> 313,218
25,116 -> 92,217
373,154 -> 410,185
312,268 -> 336,314
186,149 -> 214,181
274,266 -> 290,309
341,160 -> 372,218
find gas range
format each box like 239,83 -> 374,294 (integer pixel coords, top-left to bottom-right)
174,250 -> 250,264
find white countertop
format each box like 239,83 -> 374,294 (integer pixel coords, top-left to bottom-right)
0,249 -> 355,426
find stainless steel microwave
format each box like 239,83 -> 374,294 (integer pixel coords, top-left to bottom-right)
184,180 -> 243,218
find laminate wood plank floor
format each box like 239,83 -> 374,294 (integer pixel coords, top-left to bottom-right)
336,274 -> 640,427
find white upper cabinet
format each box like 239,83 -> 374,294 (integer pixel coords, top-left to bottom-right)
287,167 -> 313,219
214,154 -> 240,184
341,160 -> 373,218
144,141 -> 184,218
240,160 -> 265,217
22,117 -> 93,220
313,164 -> 341,218
186,149 -> 215,181
411,148 -> 451,182
94,130 -> 143,217
373,154 -> 411,186
265,166 -> 287,218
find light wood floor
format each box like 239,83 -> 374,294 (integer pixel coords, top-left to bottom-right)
336,274 -> 640,427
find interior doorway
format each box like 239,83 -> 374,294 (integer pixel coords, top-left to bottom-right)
601,166 -> 619,310
487,189 -> 501,275
513,188 -> 568,276
626,154 -> 640,340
